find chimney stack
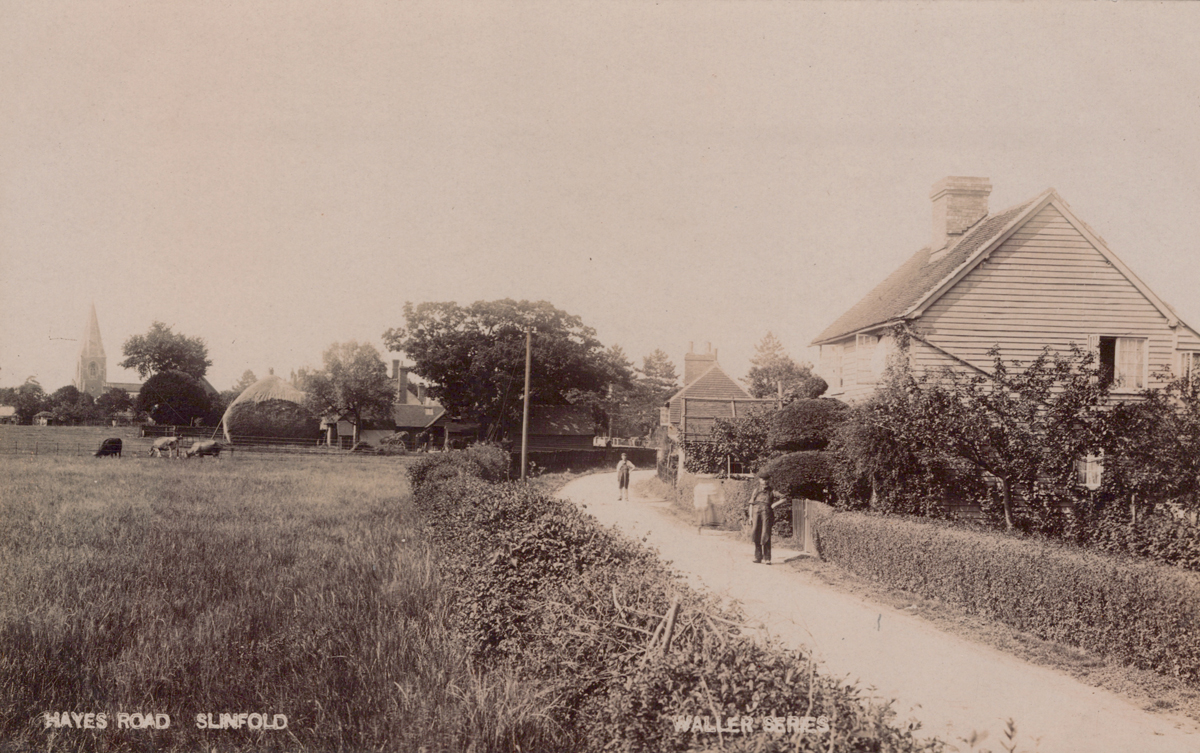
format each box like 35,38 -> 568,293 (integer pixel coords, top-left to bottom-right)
684,342 -> 718,385
930,176 -> 991,254
398,366 -> 409,404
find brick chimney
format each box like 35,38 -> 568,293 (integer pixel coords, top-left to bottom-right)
930,176 -> 991,255
684,342 -> 717,385
397,364 -> 409,404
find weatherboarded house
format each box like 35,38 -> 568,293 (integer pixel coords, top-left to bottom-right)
813,177 -> 1200,402
527,405 -> 599,450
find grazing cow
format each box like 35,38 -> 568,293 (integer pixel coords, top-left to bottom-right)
185,440 -> 223,459
95,438 -> 122,458
149,436 -> 179,458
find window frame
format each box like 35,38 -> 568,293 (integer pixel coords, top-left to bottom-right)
1094,335 -> 1148,391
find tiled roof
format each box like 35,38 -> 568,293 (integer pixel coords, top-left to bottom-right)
812,195 -> 1043,345
393,402 -> 444,429
665,363 -> 751,403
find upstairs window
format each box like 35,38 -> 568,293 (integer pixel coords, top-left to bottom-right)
1094,336 -> 1146,390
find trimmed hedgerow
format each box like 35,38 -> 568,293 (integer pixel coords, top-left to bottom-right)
409,451 -> 942,752
767,398 -> 848,452
760,451 -> 834,502
815,511 -> 1200,685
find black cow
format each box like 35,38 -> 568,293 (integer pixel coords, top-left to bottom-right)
95,438 -> 122,458
185,440 -> 223,459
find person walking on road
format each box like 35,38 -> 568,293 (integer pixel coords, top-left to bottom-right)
750,477 -> 784,564
616,453 -> 636,501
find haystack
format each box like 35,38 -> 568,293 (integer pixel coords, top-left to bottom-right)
221,375 -> 316,442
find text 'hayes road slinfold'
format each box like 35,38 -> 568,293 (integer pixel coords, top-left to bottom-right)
43,712 -> 289,731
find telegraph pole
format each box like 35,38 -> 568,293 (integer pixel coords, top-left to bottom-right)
520,326 -> 532,481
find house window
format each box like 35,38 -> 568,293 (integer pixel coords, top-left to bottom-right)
1181,352 -> 1200,386
857,334 -> 879,383
1096,336 -> 1146,390
1076,452 -> 1104,491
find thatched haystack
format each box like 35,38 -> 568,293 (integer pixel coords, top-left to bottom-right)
221,375 -> 317,442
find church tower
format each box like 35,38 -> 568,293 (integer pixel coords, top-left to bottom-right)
75,303 -> 108,398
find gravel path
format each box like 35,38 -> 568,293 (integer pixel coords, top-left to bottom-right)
560,470 -> 1200,753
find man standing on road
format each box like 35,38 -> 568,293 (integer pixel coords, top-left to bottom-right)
616,452 -> 635,501
750,477 -> 784,564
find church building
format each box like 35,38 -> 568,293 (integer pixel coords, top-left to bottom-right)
75,304 -> 143,399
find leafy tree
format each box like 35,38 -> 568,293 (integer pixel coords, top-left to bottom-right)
96,388 -> 134,418
745,332 -> 826,400
120,321 -> 212,379
297,341 -> 395,445
47,385 -> 102,425
383,300 -> 629,440
6,378 -> 47,424
578,347 -> 678,439
768,398 -> 849,452
871,345 -> 1109,531
681,411 -> 775,475
137,371 -> 216,426
232,370 -> 258,393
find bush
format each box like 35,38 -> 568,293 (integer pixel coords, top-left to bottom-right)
768,398 -> 848,452
225,398 -> 320,439
137,370 -> 215,426
410,464 -> 941,751
815,510 -> 1200,684
406,444 -> 511,493
760,451 -> 834,501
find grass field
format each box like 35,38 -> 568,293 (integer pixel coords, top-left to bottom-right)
0,451 -> 515,752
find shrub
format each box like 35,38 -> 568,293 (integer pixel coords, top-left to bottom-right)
815,510 -> 1200,684
410,466 -> 941,751
137,370 -> 215,426
224,398 -> 320,439
768,398 -> 848,452
760,451 -> 834,501
406,444 -> 512,493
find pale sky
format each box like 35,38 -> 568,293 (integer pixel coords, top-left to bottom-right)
3,2 -> 1199,393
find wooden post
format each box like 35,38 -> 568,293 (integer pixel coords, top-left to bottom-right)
520,326 -> 532,482
793,498 -> 807,553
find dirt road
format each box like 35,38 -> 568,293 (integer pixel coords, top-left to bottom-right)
560,470 -> 1200,753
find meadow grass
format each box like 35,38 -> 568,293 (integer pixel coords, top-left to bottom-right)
0,453 -> 519,752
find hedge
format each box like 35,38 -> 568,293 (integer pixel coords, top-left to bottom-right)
407,451 -> 941,752
815,511 -> 1200,684
760,451 -> 834,501
768,398 -> 848,452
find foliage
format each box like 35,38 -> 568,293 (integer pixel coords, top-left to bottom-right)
410,454 -> 943,752
746,332 -> 827,400
119,320 -> 212,379
2,377 -> 48,424
383,299 -> 630,440
768,398 -> 849,452
587,348 -> 680,439
95,387 -> 134,417
815,510 -> 1200,685
682,411 -> 775,475
136,370 -> 215,426
224,398 -> 320,439
406,443 -> 512,492
47,385 -> 104,424
297,341 -> 395,445
853,344 -> 1110,531
760,451 -> 834,501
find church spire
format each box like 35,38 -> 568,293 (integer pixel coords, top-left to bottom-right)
75,303 -> 108,397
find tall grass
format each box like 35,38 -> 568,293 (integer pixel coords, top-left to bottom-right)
0,455 -> 527,751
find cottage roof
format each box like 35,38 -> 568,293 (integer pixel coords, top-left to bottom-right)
665,362 -> 751,404
528,405 -> 597,436
813,187 -> 1198,346
812,193 -> 1045,345
393,402 -> 445,429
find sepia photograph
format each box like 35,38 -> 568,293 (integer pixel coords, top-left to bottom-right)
3,2 -> 1200,751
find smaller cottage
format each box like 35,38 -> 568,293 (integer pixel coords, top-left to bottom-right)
527,405 -> 599,450
661,343 -> 776,442
33,411 -> 53,426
